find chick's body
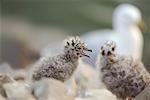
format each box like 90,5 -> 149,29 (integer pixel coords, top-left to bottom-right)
98,41 -> 150,100
32,36 -> 92,82
32,54 -> 78,82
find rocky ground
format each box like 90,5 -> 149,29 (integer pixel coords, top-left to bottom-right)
0,63 -> 149,100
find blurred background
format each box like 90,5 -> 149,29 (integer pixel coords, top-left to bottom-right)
1,0 -> 150,70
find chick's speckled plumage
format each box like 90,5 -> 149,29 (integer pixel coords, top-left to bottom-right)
32,36 -> 92,82
98,41 -> 150,99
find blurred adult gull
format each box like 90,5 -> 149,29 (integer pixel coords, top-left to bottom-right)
81,4 -> 145,67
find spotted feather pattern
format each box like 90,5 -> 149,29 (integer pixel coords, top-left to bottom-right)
98,41 -> 150,99
32,36 -> 92,82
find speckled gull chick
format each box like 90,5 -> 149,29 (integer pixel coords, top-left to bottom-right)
97,40 -> 150,100
32,36 -> 92,82
81,4 -> 144,66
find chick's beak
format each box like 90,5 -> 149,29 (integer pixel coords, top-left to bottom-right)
87,49 -> 92,52
84,47 -> 92,52
83,48 -> 92,58
84,54 -> 90,58
138,19 -> 147,33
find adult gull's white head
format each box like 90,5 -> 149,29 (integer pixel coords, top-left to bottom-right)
113,4 -> 143,31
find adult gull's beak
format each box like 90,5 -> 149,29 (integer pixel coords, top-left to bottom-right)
138,19 -> 147,33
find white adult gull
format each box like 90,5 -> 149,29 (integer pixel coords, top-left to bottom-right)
81,4 -> 145,67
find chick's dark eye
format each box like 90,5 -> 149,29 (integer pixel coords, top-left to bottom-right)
112,47 -> 115,51
101,50 -> 105,56
77,53 -> 79,55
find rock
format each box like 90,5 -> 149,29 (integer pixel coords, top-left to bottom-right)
0,63 -> 28,81
3,81 -> 35,100
65,78 -> 78,98
13,69 -> 28,81
0,74 -> 15,97
33,78 -> 74,100
66,60 -> 104,97
0,63 -> 13,74
75,89 -> 117,100
0,74 -> 14,84
0,95 -> 6,100
135,85 -> 150,100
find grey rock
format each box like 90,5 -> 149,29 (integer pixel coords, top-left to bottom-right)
0,95 -> 6,100
0,74 -> 15,97
75,89 -> 117,100
33,78 -> 74,100
3,81 -> 36,100
66,61 -> 104,97
0,63 -> 28,81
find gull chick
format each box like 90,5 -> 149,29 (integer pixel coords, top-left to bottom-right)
32,36 -> 92,82
97,40 -> 150,100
